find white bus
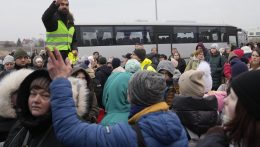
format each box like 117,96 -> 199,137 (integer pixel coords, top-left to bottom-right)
75,22 -> 239,58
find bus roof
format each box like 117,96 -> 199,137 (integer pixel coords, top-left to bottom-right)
75,21 -> 236,27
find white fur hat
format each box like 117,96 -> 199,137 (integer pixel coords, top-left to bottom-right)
197,61 -> 212,93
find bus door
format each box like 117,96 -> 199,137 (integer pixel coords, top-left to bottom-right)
156,33 -> 172,56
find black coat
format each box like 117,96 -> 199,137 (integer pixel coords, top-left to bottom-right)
95,65 -> 112,108
176,58 -> 186,73
4,121 -> 64,147
172,95 -> 218,136
0,117 -> 16,142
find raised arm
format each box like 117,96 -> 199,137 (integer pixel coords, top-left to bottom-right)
42,1 -> 59,32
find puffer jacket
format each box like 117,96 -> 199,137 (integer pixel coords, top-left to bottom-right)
50,78 -> 188,147
172,95 -> 218,137
209,52 -> 225,90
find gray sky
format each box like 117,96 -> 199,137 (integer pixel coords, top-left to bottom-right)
1,0 -> 259,41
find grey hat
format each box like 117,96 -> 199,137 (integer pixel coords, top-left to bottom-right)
156,60 -> 175,77
128,71 -> 166,106
3,55 -> 14,65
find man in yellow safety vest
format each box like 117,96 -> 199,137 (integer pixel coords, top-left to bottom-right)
42,0 -> 78,62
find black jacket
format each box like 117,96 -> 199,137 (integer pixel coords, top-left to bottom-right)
0,117 -> 16,142
42,1 -> 77,51
172,95 -> 218,137
4,121 -> 64,147
176,58 -> 186,73
95,65 -> 112,108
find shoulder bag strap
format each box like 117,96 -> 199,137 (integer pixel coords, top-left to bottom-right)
132,123 -> 146,147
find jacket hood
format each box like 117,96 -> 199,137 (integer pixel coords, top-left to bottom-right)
71,66 -> 92,89
141,58 -> 152,66
68,77 -> 88,117
139,111 -> 186,145
16,70 -> 88,127
156,60 -> 175,76
0,69 -> 33,118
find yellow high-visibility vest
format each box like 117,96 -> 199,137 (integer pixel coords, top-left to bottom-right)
46,20 -> 75,51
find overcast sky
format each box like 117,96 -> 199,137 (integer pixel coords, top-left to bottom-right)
1,0 -> 259,41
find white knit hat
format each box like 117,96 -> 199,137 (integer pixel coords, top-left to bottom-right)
3,55 -> 14,65
210,43 -> 219,49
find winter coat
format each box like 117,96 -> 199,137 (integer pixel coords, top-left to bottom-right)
141,58 -> 156,72
172,95 -> 218,139
70,67 -> 100,122
196,127 -> 229,147
3,70 -> 63,147
95,65 -> 112,108
0,69 -> 33,142
101,72 -> 132,125
4,121 -> 64,147
50,78 -> 188,147
185,59 -> 201,72
176,58 -> 186,73
209,52 -> 225,90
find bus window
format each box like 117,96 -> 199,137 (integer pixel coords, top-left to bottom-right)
229,36 -> 237,46
144,26 -> 154,44
115,26 -> 145,45
158,35 -> 171,44
199,27 -> 220,42
173,26 -> 197,43
80,26 -> 113,46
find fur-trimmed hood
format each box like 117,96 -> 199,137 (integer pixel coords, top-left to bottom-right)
0,69 -> 34,118
68,77 -> 89,117
16,70 -> 89,122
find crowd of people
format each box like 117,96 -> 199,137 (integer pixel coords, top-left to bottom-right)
0,41 -> 259,147
0,0 -> 260,146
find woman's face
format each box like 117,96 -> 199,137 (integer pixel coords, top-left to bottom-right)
223,88 -> 238,124
76,72 -> 86,80
28,88 -> 50,117
197,52 -> 204,60
251,51 -> 260,64
173,53 -> 180,60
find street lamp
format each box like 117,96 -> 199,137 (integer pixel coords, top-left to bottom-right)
155,0 -> 158,21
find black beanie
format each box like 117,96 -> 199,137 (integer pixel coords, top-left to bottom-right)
133,49 -> 146,61
112,58 -> 121,69
231,70 -> 260,120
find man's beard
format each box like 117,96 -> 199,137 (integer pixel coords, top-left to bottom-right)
58,8 -> 69,15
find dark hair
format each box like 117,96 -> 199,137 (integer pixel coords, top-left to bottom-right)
174,52 -> 182,59
93,51 -> 99,56
97,57 -> 107,65
224,99 -> 260,147
159,54 -> 167,60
